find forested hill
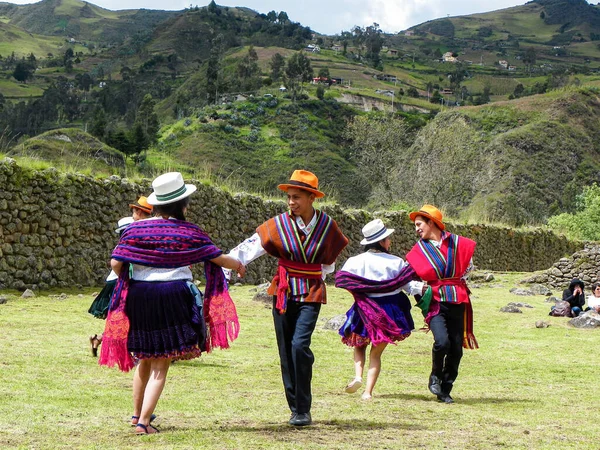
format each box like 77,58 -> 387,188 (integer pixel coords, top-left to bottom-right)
4,0 -> 600,226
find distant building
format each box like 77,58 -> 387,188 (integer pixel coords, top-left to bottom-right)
443,52 -> 457,63
304,44 -> 320,53
440,88 -> 453,95
498,60 -> 508,69
387,49 -> 399,57
508,65 -> 517,71
404,30 -> 414,36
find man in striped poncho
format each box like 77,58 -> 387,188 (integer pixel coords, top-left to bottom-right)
406,204 -> 477,404
227,170 -> 348,426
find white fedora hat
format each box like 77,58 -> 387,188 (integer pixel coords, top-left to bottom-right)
147,172 -> 197,205
115,216 -> 134,234
360,219 -> 395,245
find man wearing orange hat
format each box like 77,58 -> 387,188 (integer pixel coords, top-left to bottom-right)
129,196 -> 153,221
406,205 -> 477,404
227,170 -> 348,426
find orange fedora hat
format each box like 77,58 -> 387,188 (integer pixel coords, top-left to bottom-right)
409,204 -> 445,231
129,196 -> 153,214
278,170 -> 325,198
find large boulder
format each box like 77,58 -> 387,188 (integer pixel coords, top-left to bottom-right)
530,284 -> 552,296
500,304 -> 522,313
568,311 -> 600,328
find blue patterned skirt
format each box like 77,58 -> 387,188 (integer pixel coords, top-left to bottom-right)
339,292 -> 415,347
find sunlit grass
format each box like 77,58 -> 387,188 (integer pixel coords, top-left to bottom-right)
0,273 -> 598,448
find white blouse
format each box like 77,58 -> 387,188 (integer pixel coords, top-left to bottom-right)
341,251 -> 423,297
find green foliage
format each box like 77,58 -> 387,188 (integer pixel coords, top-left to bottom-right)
269,53 -> 285,81
548,183 -> 600,240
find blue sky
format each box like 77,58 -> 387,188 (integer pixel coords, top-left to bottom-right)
10,0 -> 527,34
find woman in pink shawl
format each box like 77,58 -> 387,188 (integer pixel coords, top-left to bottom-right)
335,219 -> 424,400
100,172 -> 245,434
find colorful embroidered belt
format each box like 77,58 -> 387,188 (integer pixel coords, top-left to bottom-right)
268,260 -> 322,314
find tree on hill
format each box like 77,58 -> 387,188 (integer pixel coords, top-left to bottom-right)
207,0 -> 220,15
90,107 -> 107,139
237,46 -> 261,91
206,34 -> 225,104
270,53 -> 285,81
13,61 -> 33,83
284,51 -> 313,101
317,67 -> 330,80
523,47 -> 537,76
135,94 -> 160,146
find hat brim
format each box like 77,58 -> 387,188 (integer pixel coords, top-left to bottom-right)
147,184 -> 197,205
115,226 -> 128,234
360,228 -> 395,245
409,211 -> 445,231
129,203 -> 153,213
277,183 -> 325,198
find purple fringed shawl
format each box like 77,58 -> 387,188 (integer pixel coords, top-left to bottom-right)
99,219 -> 240,372
335,265 -> 416,346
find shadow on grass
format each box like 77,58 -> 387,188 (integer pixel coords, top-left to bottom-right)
378,392 -> 533,404
171,419 -> 426,433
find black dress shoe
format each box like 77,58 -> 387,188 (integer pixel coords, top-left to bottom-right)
288,413 -> 297,425
289,412 -> 312,426
428,374 -> 443,395
437,394 -> 454,403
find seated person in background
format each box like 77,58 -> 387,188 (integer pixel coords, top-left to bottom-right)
585,282 -> 600,313
563,279 -> 585,317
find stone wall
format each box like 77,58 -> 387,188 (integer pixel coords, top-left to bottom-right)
526,243 -> 600,288
0,158 -> 583,290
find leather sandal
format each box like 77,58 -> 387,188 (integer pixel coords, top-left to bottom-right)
131,414 -> 156,426
135,423 -> 159,434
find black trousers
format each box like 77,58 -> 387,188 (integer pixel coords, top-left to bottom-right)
272,299 -> 321,414
429,302 -> 465,394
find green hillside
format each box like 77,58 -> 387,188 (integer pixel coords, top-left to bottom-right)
2,0 -> 600,225
352,86 -> 600,225
7,128 -> 126,175
0,21 -> 69,58
0,0 -> 177,44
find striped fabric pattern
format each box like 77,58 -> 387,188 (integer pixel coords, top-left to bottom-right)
274,211 -> 333,297
417,233 -> 460,303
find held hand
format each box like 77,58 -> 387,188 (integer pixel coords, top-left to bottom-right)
236,262 -> 246,278
421,284 -> 428,295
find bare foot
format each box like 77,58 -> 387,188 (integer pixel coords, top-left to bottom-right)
361,393 -> 373,401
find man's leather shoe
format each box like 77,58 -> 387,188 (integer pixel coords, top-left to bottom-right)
288,413 -> 297,425
289,412 -> 312,426
428,374 -> 443,395
437,394 -> 454,403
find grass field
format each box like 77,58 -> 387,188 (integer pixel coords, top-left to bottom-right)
0,272 -> 598,449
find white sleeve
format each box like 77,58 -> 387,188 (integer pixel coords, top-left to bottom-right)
223,233 -> 267,280
228,233 -> 267,265
322,262 -> 335,280
402,280 -> 424,296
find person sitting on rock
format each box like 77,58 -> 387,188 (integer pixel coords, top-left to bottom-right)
585,282 -> 600,313
562,279 -> 585,317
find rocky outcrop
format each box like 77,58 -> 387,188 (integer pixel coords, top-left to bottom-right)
524,243 -> 600,288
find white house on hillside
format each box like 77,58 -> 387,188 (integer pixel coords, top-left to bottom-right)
443,52 -> 457,63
